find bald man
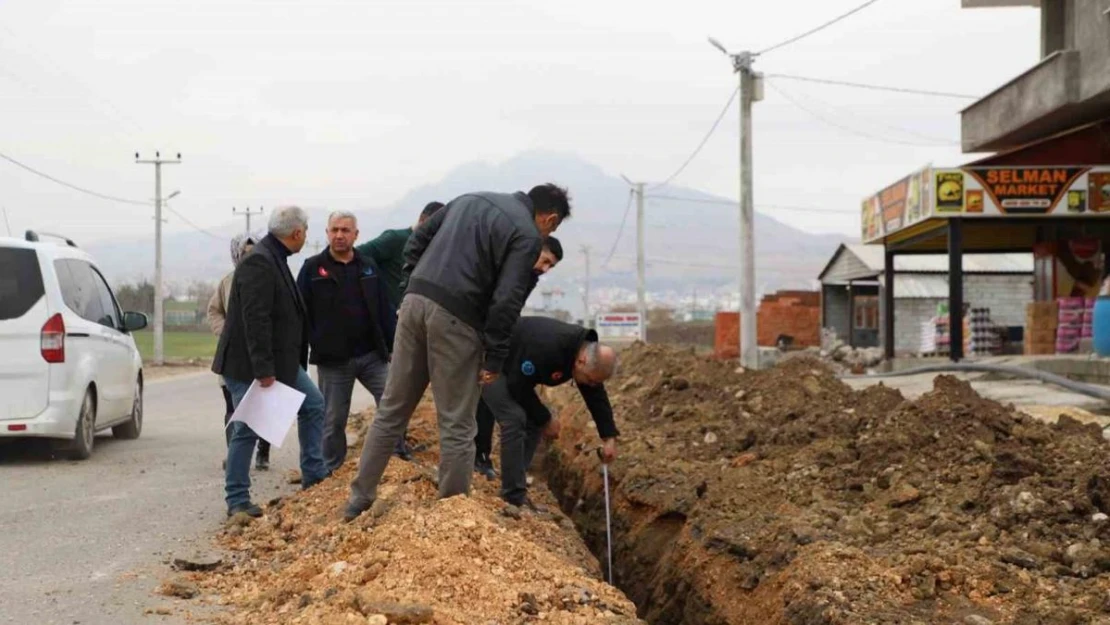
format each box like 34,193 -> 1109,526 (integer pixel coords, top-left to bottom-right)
481,317 -> 620,509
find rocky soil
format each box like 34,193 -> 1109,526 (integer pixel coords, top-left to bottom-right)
545,344 -> 1110,625
167,399 -> 643,625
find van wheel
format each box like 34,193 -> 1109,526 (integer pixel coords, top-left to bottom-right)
71,390 -> 96,460
113,378 -> 143,440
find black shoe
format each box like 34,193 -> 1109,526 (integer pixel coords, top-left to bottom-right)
343,500 -> 371,523
221,458 -> 226,471
255,454 -> 270,471
227,502 -> 263,518
475,457 -> 497,481
393,440 -> 413,462
520,496 -> 547,514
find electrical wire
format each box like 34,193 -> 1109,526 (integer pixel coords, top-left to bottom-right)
757,0 -> 883,56
649,87 -> 739,191
602,189 -> 635,268
766,80 -> 958,147
0,149 -> 223,240
0,151 -> 150,206
163,204 -> 224,240
765,73 -> 978,99
769,82 -> 959,146
647,194 -> 858,215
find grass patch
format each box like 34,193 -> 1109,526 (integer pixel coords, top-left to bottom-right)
133,330 -> 217,362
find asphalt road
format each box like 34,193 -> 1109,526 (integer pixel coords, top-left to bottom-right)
0,369 -> 372,625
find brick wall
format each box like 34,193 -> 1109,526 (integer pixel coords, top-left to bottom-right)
713,290 -> 822,358
715,312 -> 740,359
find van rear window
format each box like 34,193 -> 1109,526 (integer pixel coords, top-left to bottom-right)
0,248 -> 46,320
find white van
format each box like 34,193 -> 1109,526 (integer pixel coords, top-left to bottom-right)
0,232 -> 147,459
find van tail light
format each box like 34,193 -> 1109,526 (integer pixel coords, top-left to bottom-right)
41,313 -> 65,363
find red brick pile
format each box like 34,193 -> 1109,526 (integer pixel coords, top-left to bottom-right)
713,290 -> 821,359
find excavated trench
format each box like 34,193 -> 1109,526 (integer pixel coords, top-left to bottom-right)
541,450 -> 720,625
535,344 -> 1110,625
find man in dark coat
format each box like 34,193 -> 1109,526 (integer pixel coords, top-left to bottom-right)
474,235 -> 564,480
344,184 -> 571,521
212,205 -> 327,518
481,317 -> 619,509
297,210 -> 397,475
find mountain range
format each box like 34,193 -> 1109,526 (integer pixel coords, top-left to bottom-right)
85,151 -> 850,313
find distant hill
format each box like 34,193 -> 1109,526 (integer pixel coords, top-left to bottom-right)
86,151 -> 848,309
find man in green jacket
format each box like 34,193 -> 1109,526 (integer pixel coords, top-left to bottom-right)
356,201 -> 444,309
355,201 -> 444,460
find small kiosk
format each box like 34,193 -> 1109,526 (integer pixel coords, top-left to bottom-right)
863,121 -> 1110,361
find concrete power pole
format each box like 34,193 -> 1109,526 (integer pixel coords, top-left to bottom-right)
635,182 -> 646,342
233,206 -> 264,234
580,244 -> 591,325
710,38 -> 762,368
135,151 -> 181,367
619,176 -> 648,342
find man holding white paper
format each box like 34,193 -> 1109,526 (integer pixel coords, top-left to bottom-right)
212,205 -> 328,518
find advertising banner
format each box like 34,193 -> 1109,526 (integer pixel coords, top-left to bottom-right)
862,165 -> 930,244
862,166 -> 1110,243
965,167 -> 1089,214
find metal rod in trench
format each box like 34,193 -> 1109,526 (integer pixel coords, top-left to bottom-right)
597,449 -> 614,585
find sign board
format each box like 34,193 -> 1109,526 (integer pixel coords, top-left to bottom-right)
595,312 -> 643,342
862,165 -> 1110,244
862,165 -> 931,242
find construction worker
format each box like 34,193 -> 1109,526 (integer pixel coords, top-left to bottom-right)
481,316 -> 619,510
474,236 -> 564,480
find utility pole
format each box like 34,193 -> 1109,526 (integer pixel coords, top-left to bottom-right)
580,244 -> 592,325
135,151 -> 181,367
233,206 -> 264,234
619,176 -> 649,342
634,182 -> 647,342
710,37 -> 763,369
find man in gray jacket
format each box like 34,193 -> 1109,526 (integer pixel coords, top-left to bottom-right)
345,184 -> 571,521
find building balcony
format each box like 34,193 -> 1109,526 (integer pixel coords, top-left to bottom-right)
961,50 -> 1082,152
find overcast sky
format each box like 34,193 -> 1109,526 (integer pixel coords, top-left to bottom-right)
0,0 -> 1040,244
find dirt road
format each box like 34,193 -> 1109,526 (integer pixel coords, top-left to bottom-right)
0,369 -> 372,625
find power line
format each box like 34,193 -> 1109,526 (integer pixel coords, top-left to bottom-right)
768,80 -> 959,145
649,87 -> 739,191
766,80 -> 957,147
765,73 -> 978,99
647,194 -> 857,215
1,149 -> 223,240
163,204 -> 223,240
757,0 -> 884,56
602,189 -> 635,268
0,150 -> 150,206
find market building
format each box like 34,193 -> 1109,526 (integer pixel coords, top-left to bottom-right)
818,244 -> 1033,354
864,0 -> 1110,360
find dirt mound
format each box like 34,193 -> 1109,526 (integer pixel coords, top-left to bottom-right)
183,400 -> 643,625
546,343 -> 1110,624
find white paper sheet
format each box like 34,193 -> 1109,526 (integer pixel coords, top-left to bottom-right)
227,380 -> 306,448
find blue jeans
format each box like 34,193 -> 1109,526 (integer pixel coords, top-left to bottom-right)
223,369 -> 326,509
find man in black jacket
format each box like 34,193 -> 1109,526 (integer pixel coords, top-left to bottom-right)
483,317 -> 620,509
474,235 -> 563,480
345,184 -> 571,521
212,205 -> 327,518
296,211 -> 398,475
